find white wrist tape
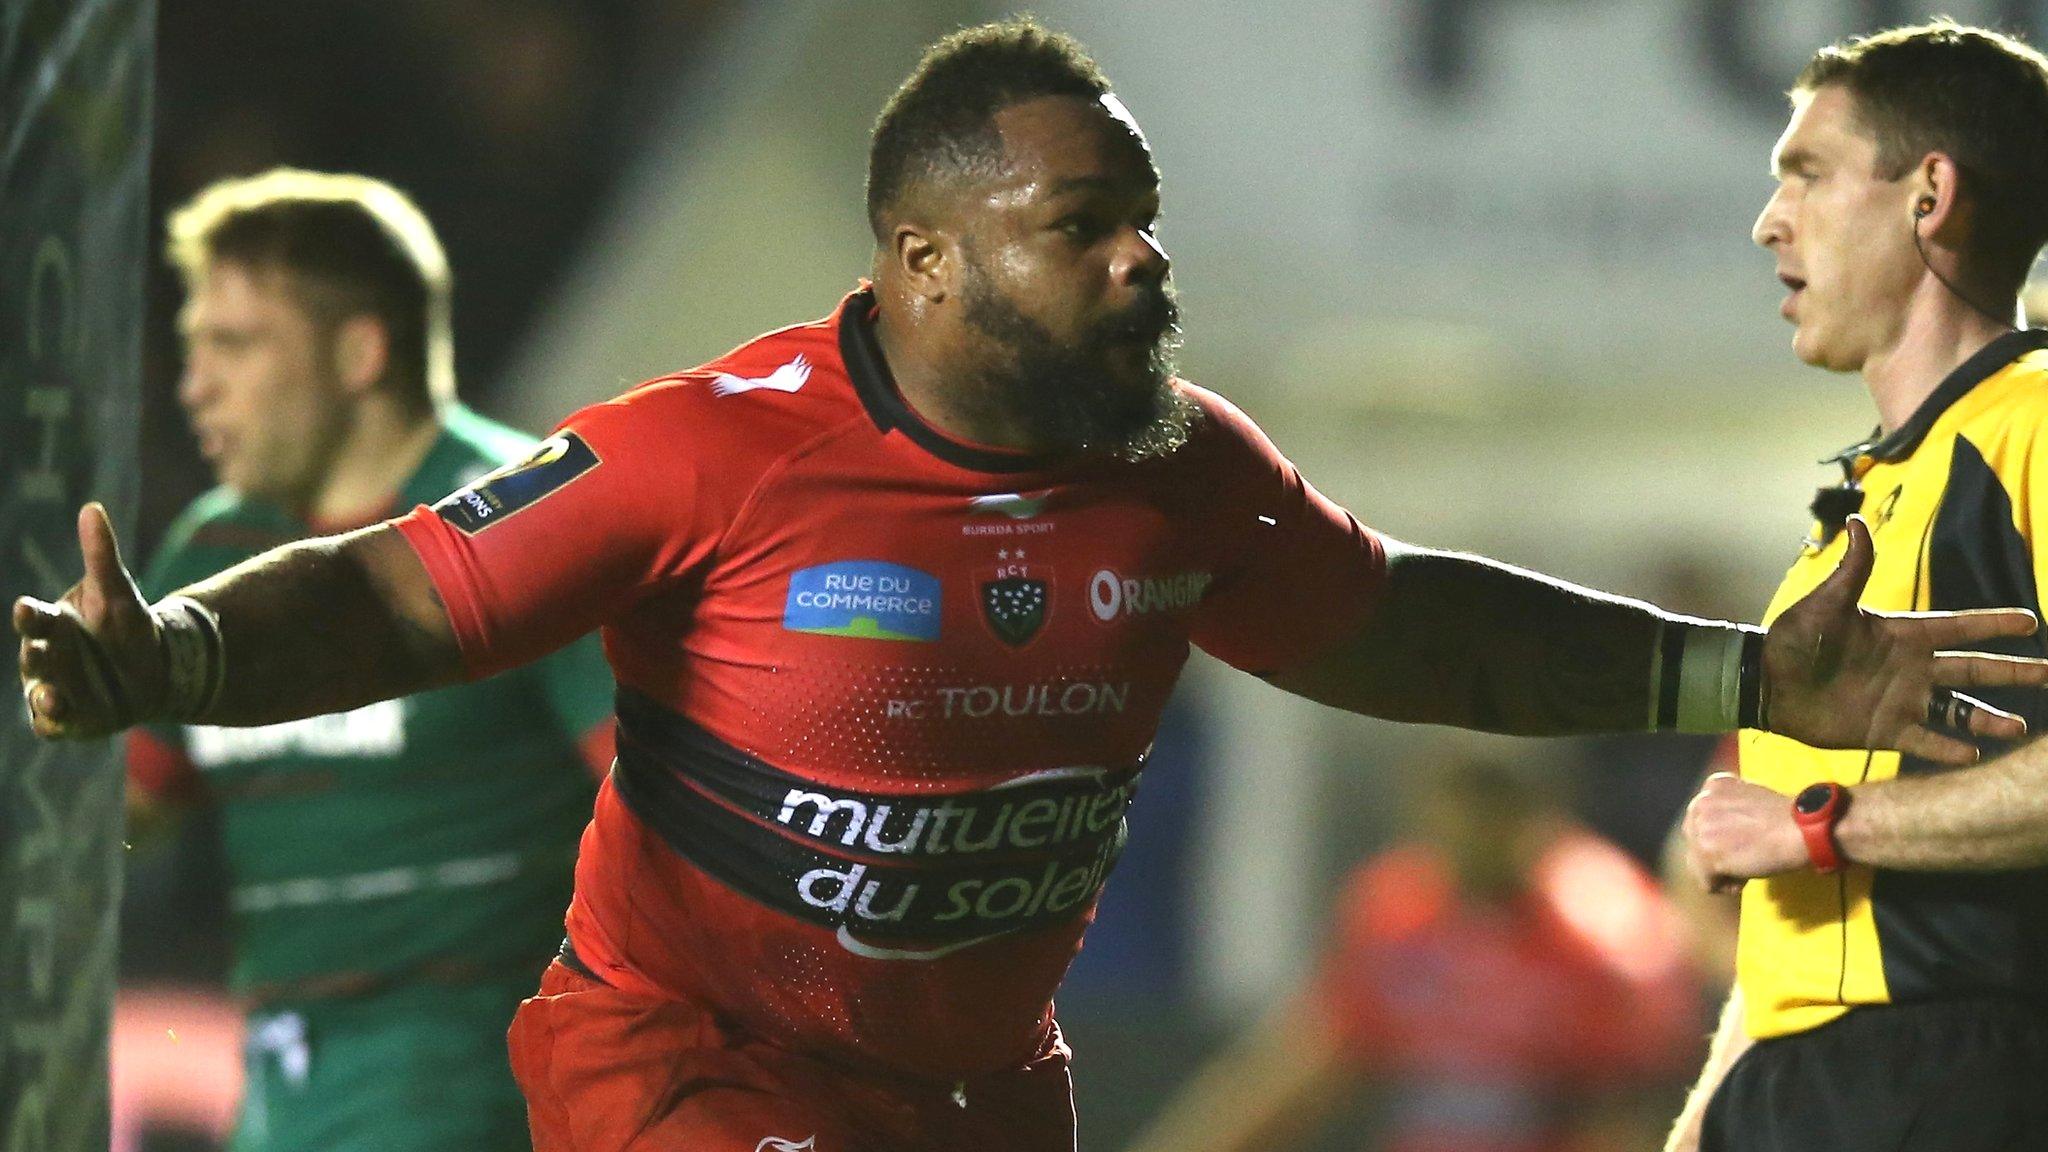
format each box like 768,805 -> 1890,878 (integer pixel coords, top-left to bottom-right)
1650,620 -> 1766,733
153,595 -> 225,722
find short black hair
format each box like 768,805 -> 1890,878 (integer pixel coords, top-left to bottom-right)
866,19 -> 1112,240
1798,19 -> 2048,297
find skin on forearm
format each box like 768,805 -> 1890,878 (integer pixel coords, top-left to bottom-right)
1270,543 -> 1664,734
176,523 -> 465,726
1664,988 -> 1750,1152
1839,742 -> 2048,870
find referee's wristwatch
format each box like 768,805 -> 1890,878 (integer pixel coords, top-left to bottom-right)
1792,782 -> 1851,874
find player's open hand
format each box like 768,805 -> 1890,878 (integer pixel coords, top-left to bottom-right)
1763,515 -> 2048,765
1684,772 -> 1803,891
13,503 -> 165,740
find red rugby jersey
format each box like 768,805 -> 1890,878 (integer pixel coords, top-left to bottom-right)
395,288 -> 1386,1078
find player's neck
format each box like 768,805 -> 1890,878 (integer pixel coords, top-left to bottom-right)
302,399 -> 442,527
872,305 -> 1049,454
1861,291 -> 2014,434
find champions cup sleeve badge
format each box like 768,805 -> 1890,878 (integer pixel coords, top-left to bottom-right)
433,432 -> 601,535
980,551 -> 1050,648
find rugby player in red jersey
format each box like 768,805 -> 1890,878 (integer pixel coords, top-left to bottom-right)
19,20 -> 2048,1152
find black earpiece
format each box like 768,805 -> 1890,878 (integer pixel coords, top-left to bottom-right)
1907,191 -> 2016,331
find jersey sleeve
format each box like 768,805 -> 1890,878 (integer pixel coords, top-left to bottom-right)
1182,390 -> 1387,674
393,387 -> 726,679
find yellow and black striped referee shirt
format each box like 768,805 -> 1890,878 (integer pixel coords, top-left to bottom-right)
1740,329 -> 2048,1040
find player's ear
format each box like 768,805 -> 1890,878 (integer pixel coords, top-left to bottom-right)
332,314 -> 390,396
891,221 -> 957,304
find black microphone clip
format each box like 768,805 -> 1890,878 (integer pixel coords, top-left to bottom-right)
1809,480 -> 1864,547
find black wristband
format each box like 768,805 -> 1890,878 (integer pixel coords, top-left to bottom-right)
1737,630 -> 1767,730
154,595 -> 226,722
1655,623 -> 1685,730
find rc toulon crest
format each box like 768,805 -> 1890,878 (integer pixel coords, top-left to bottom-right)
981,573 -> 1049,647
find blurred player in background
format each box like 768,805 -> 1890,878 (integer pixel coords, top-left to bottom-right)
130,169 -> 615,1152
1126,756 -> 1702,1152
1669,21 -> 2048,1152
19,24 -> 2048,1152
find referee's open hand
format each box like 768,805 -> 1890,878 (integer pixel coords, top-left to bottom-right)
13,503 -> 164,740
1762,515 -> 2048,766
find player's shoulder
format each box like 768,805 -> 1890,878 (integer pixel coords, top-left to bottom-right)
146,488 -> 297,591
570,303 -> 864,461
159,487 -> 294,552
1163,379 -> 1293,478
610,306 -> 851,414
165,485 -> 246,532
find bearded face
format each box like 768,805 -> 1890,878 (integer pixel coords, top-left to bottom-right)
957,259 -> 1195,462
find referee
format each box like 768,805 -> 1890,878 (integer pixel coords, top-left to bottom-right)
1670,21 -> 2048,1152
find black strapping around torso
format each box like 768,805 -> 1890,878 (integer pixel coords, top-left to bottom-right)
608,687 -> 1141,944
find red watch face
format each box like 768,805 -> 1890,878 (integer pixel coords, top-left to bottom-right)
1795,783 -> 1837,817
1793,782 -> 1847,874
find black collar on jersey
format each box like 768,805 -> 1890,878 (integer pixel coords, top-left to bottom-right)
1808,328 -> 2048,547
837,289 -> 1064,475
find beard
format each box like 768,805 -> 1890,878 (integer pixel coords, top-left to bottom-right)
957,270 -> 1197,462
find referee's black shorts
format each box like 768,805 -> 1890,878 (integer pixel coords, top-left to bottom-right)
1702,998 -> 2048,1152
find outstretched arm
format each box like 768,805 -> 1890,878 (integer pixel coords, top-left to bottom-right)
1266,542 -> 1666,734
15,503 -> 463,738
1270,519 -> 2048,764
